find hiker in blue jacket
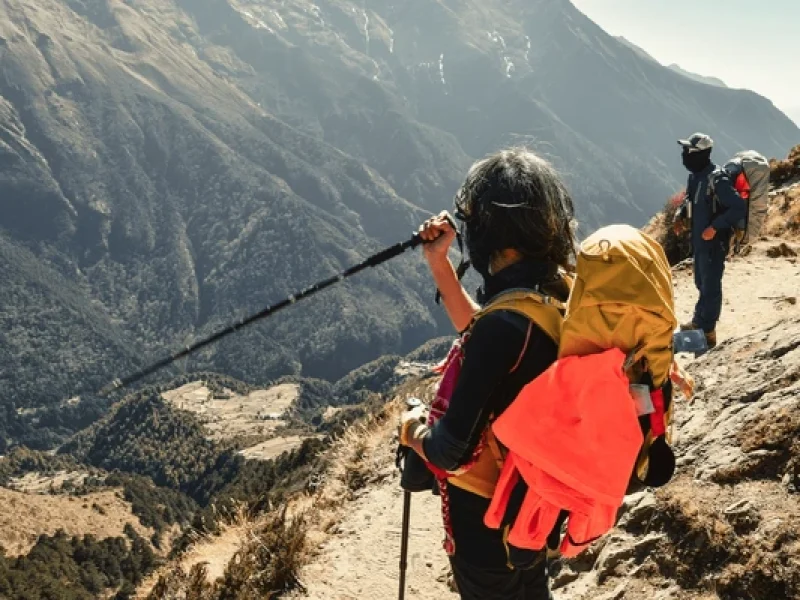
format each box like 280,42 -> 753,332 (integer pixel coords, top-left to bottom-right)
675,132 -> 747,348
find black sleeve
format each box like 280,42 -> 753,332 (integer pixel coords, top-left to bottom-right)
422,310 -> 529,472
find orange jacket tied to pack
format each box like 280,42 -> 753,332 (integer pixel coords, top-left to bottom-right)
484,348 -> 644,557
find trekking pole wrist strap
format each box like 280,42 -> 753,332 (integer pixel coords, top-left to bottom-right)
400,420 -> 429,449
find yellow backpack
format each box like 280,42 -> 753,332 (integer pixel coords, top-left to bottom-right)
560,224 -> 679,490
448,224 -> 679,499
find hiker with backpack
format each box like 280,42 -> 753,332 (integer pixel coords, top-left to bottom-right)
397,148 -> 690,600
397,148 -> 577,599
674,133 -> 748,348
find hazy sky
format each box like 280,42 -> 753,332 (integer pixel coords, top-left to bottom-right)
570,0 -> 800,126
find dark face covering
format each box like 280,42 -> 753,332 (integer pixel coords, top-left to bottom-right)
682,148 -> 712,173
476,260 -> 556,305
464,220 -> 493,280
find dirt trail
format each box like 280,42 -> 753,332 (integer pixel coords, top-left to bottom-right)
673,238 -> 799,343
292,475 -> 453,599
179,525 -> 245,582
291,238 -> 799,600
135,524 -> 247,598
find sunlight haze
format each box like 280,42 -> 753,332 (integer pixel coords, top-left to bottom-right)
571,0 -> 800,126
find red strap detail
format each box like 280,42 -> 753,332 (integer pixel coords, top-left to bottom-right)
735,172 -> 751,199
438,477 -> 456,555
425,461 -> 450,480
648,389 -> 666,437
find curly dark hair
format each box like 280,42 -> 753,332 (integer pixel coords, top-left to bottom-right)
454,148 -> 577,273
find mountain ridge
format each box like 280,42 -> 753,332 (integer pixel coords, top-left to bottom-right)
0,0 -> 797,447
667,63 -> 728,88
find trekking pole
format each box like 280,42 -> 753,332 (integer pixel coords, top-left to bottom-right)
98,233 -> 425,396
398,489 -> 412,600
395,396 -> 422,600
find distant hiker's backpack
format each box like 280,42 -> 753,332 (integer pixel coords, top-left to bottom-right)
558,224 -> 679,492
709,150 -> 771,250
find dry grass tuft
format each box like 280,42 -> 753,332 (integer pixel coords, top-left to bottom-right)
770,144 -> 800,187
649,477 -> 800,599
146,505 -> 311,599
707,405 -> 800,487
764,184 -> 800,241
646,189 -> 692,266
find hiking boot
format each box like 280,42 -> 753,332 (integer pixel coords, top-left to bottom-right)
705,330 -> 717,348
680,321 -> 700,331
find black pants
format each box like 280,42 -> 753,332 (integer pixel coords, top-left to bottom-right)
447,486 -> 552,600
450,554 -> 552,600
692,237 -> 728,333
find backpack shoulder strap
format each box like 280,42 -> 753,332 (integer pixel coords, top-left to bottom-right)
471,288 -> 565,346
707,166 -> 726,196
707,166 -> 732,213
463,281 -> 570,476
711,165 -> 738,194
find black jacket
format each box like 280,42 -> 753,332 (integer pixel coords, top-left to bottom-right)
422,261 -> 565,571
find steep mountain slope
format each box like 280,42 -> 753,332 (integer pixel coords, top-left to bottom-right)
614,36 -> 659,64
615,38 -> 729,89
0,233 -> 140,415
0,0 -> 442,424
214,0 -> 796,223
0,0 -> 797,442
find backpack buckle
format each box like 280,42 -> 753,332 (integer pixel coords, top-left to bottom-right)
622,344 -> 644,372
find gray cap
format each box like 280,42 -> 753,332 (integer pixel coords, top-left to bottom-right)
678,132 -> 714,153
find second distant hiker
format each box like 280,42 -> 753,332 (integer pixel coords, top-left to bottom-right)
675,132 -> 747,347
